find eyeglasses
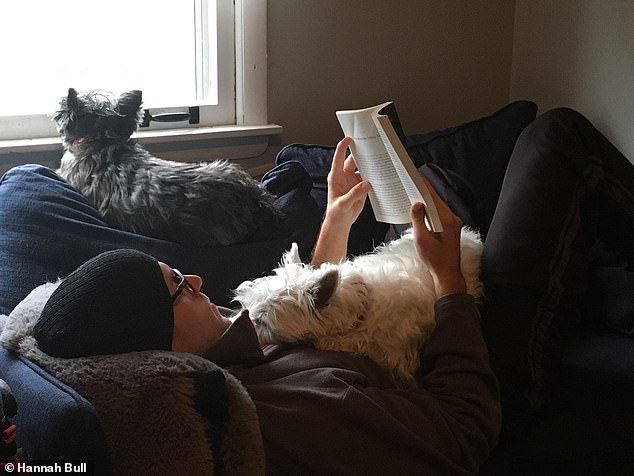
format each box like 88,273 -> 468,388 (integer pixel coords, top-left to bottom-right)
170,268 -> 197,303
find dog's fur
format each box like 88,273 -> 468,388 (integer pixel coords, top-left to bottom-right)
54,88 -> 281,246
233,227 -> 483,384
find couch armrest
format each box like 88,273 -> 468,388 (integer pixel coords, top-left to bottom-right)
0,347 -> 110,474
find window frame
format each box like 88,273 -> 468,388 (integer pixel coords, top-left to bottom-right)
0,0 -> 271,145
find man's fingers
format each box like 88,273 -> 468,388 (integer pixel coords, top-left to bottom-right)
341,180 -> 370,206
349,180 -> 370,199
332,137 -> 351,174
343,153 -> 358,174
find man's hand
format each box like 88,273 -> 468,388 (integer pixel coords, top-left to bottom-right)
311,137 -> 370,266
325,137 -> 370,228
410,175 -> 467,297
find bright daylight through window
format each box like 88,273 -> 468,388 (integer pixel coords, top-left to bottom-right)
0,0 -> 243,141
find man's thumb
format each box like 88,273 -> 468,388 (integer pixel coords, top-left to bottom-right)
410,201 -> 427,223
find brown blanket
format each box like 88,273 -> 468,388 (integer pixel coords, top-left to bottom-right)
0,282 -> 264,475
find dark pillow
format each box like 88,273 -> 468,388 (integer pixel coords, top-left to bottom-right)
0,163 -> 322,315
275,143 -> 390,257
407,100 -> 538,237
592,266 -> 634,335
276,100 -> 538,246
585,240 -> 634,336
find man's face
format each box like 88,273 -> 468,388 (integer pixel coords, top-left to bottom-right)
158,262 -> 229,355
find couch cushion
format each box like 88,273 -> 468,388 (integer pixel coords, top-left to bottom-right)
406,100 -> 538,237
480,330 -> 634,475
0,163 -> 322,315
275,144 -> 390,257
583,240 -> 634,337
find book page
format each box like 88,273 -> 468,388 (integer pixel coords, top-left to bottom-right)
336,104 -> 412,223
374,113 -> 443,232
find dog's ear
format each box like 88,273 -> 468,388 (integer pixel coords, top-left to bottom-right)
53,88 -> 79,129
282,243 -> 301,266
66,88 -> 79,110
117,90 -> 143,117
311,269 -> 339,309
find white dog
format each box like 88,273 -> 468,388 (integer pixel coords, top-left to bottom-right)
233,228 -> 483,384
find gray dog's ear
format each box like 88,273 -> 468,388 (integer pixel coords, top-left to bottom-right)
117,90 -> 143,117
66,88 -> 78,109
311,269 -> 339,309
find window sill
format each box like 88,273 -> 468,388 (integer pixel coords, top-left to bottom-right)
0,123 -> 282,155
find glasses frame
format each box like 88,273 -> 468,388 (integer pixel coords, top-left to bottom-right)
170,268 -> 196,303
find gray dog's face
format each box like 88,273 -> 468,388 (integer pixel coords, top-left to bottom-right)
53,88 -> 143,148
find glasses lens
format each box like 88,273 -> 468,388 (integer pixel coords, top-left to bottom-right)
172,268 -> 185,286
170,269 -> 196,303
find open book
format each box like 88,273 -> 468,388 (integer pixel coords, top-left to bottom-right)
336,102 -> 443,232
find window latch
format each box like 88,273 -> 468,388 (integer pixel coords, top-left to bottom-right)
140,106 -> 200,128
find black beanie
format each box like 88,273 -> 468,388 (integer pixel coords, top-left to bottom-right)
34,249 -> 174,358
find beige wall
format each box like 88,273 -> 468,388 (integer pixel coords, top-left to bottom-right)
267,0 -> 516,149
510,0 -> 634,162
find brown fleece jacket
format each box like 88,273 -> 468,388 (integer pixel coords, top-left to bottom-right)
230,293 -> 501,475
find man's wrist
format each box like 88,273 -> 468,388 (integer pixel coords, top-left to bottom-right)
322,207 -> 353,229
432,273 -> 467,297
320,213 -> 354,244
311,215 -> 352,265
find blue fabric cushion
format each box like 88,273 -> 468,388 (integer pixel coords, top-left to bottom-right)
0,163 -> 322,315
275,143 -> 390,256
0,347 -> 110,474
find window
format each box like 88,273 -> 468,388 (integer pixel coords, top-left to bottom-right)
0,0 -> 268,142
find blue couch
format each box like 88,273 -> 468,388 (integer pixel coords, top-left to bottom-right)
0,348 -> 109,473
1,101 -> 633,474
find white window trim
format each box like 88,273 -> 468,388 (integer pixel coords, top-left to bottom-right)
0,0 -> 279,160
236,0 -> 267,126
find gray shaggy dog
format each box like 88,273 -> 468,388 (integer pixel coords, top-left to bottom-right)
54,88 -> 281,246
